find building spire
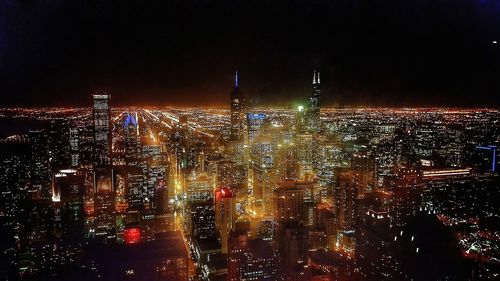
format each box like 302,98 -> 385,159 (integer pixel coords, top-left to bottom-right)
313,70 -> 317,84
317,71 -> 320,84
235,69 -> 239,88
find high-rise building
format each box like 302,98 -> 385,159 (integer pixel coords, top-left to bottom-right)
228,231 -> 278,281
69,127 -> 79,168
277,220 -> 309,278
28,130 -> 51,199
246,113 -> 266,143
274,180 -> 305,223
306,70 -> 321,133
52,169 -> 84,241
92,94 -> 112,167
333,168 -> 358,252
215,187 -> 235,253
48,119 -> 71,170
124,112 -> 140,165
296,132 -> 314,178
230,70 -> 245,141
250,134 -> 277,214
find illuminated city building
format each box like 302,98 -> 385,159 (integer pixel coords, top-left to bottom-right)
295,132 -> 314,179
306,70 -> 322,133
390,167 -> 423,228
333,168 -> 358,252
124,112 -> 140,165
215,187 -> 236,253
92,94 -> 112,167
228,230 -> 278,281
315,204 -> 337,249
92,168 -> 116,240
186,172 -> 214,203
246,113 -> 266,143
250,134 -> 277,214
69,127 -> 79,167
28,130 -> 52,199
230,70 -> 245,141
52,169 -> 85,241
48,119 -> 71,170
187,201 -> 216,239
356,191 -> 402,280
216,160 -> 245,195
277,220 -> 309,279
274,179 -> 316,224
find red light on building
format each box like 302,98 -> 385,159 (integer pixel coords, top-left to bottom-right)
216,187 -> 233,199
124,227 -> 141,244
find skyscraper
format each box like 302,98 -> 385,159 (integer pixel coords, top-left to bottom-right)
92,94 -> 112,167
124,112 -> 140,165
307,70 -> 321,133
333,168 -> 358,253
228,231 -> 278,281
215,187 -> 236,253
230,70 -> 245,141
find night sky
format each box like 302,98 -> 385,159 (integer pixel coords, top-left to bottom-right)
1,0 -> 499,107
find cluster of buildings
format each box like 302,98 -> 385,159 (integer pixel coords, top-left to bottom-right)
0,71 -> 499,280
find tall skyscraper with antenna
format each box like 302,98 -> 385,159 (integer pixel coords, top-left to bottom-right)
307,70 -> 321,133
230,70 -> 245,140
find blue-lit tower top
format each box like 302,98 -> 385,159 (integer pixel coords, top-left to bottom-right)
230,69 -> 245,140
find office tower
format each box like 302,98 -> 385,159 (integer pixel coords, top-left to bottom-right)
278,220 -> 309,279
390,167 -> 422,228
356,191 -> 402,280
230,70 -> 245,141
92,94 -> 112,167
28,130 -> 51,199
414,121 -> 436,163
228,231 -> 278,281
444,123 -> 465,167
475,145 -> 497,173
69,127 -> 79,167
126,166 -> 146,210
186,172 -> 214,203
48,119 -> 71,170
306,69 -> 321,133
274,180 -> 305,223
246,113 -> 266,143
296,132 -> 314,178
333,168 -> 358,252
188,201 -> 216,239
295,104 -> 307,133
374,141 -> 398,187
315,204 -> 337,250
0,141 -> 31,222
250,134 -> 277,214
52,169 -> 84,241
215,187 -> 235,253
141,135 -> 168,209
256,218 -> 276,242
124,112 -> 140,165
154,181 -> 175,234
216,160 -> 245,195
77,124 -> 95,168
317,138 -> 341,201
93,168 -> 116,242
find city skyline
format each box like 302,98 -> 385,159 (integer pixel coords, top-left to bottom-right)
1,1 -> 500,281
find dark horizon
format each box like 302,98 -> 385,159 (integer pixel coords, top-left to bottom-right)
1,0 -> 500,108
